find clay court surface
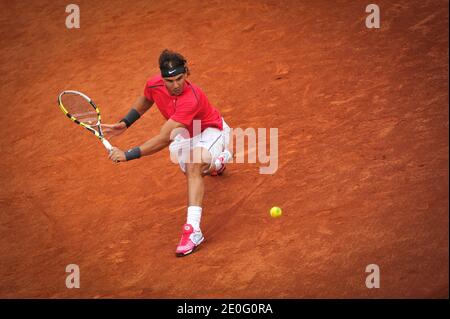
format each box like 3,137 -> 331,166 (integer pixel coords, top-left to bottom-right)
0,0 -> 448,298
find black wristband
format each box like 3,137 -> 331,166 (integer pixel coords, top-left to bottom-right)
125,147 -> 141,161
120,108 -> 141,128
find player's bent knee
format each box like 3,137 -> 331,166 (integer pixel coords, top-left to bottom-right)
188,148 -> 209,164
185,147 -> 213,176
185,162 -> 203,176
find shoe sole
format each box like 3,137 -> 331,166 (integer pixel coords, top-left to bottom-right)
176,237 -> 205,257
211,166 -> 226,176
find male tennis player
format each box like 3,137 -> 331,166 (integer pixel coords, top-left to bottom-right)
102,49 -> 232,257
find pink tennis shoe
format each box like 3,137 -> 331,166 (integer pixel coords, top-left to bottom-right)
211,150 -> 232,176
176,224 -> 204,257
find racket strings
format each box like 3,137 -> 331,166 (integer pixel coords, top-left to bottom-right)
61,94 -> 99,126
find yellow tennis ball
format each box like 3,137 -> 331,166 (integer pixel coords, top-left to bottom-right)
270,206 -> 282,218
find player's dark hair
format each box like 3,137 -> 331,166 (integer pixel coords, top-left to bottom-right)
158,49 -> 190,76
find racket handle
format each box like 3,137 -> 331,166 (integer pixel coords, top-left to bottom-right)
102,138 -> 113,152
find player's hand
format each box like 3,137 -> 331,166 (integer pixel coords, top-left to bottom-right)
108,147 -> 126,163
101,122 -> 127,138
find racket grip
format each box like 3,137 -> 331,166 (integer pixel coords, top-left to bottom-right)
102,138 -> 113,152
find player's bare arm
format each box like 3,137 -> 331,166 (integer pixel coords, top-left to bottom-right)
133,95 -> 154,115
102,96 -> 154,138
108,119 -> 185,163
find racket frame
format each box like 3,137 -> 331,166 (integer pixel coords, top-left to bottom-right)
58,90 -> 112,151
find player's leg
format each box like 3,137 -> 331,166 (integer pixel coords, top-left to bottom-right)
208,118 -> 233,175
207,130 -> 232,176
174,126 -> 229,256
186,147 -> 211,206
175,147 -> 210,257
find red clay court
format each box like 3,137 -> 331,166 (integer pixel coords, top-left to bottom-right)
0,0 -> 448,298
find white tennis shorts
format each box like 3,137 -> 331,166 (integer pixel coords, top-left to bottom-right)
169,118 -> 231,173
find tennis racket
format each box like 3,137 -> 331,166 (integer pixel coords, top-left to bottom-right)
57,90 -> 112,152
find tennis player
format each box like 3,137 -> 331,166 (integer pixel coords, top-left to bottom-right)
102,49 -> 232,257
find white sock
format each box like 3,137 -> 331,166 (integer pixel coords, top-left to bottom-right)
187,206 -> 202,231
